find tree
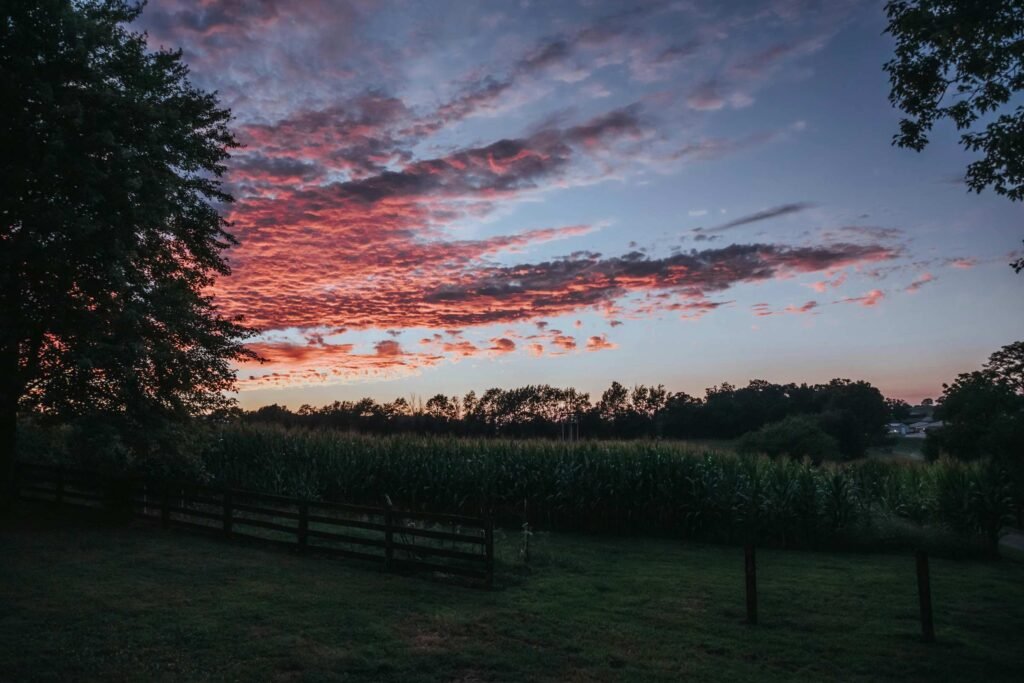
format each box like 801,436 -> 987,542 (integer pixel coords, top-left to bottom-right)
984,339 -> 1024,393
886,397 -> 913,420
1,1 -> 255,505
425,394 -> 458,422
597,382 -> 630,424
927,370 -> 1023,461
815,379 -> 889,459
926,340 -> 1024,461
737,415 -> 840,464
884,0 -> 1024,272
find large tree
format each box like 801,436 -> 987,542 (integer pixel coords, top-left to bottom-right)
925,340 -> 1024,461
0,1 -> 255,507
884,0 -> 1024,272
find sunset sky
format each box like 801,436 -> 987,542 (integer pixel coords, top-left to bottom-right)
137,0 -> 1024,409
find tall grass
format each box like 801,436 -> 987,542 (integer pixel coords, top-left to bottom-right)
190,424 -> 1018,551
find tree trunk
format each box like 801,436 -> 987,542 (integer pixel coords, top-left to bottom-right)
0,344 -> 17,515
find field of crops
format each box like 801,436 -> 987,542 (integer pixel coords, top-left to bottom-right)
186,424 -> 1019,551
19,421 -> 1022,551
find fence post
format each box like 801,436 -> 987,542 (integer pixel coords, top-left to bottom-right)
485,516 -> 495,589
744,544 -> 758,625
916,550 -> 935,643
55,465 -> 64,505
384,501 -> 394,572
298,501 -> 308,553
160,484 -> 169,529
223,488 -> 233,538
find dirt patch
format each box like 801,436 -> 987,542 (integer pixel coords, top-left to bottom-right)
409,630 -> 449,653
398,615 -> 496,654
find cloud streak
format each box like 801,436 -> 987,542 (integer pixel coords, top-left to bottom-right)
698,202 -> 816,234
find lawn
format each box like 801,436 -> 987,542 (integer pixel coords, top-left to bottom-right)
2,503 -> 1023,682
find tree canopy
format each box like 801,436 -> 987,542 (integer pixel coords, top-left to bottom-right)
1,0 -> 255,498
238,377 -> 894,460
884,0 -> 1024,271
926,340 -> 1024,462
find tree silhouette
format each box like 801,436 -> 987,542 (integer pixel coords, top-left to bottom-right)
884,0 -> 1024,272
0,1 -> 256,507
237,378 -> 893,458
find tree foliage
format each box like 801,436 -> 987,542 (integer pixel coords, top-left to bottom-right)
1,1 -> 255,491
926,341 -> 1024,462
239,377 -> 891,459
884,0 -> 1024,271
736,414 -> 840,463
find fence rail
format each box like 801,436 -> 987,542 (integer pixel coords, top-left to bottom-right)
14,461 -> 493,587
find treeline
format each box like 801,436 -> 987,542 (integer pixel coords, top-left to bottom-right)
238,378 -> 900,460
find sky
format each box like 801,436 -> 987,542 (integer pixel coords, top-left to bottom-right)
136,0 -> 1024,409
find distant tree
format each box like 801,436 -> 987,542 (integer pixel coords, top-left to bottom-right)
921,398 -> 934,406
246,405 -> 297,428
425,394 -> 458,422
884,0 -> 1024,271
1,1 -> 256,505
737,415 -> 840,464
815,379 -> 889,459
886,397 -> 913,420
657,391 -> 702,438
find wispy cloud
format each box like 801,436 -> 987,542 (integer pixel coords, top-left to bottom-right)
696,202 -> 816,234
836,289 -> 885,307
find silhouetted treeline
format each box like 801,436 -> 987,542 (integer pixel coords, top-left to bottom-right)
238,379 -> 897,459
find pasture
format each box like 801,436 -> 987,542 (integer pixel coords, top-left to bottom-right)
2,503 -> 1023,681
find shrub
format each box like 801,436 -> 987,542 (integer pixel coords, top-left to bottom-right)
737,415 -> 840,463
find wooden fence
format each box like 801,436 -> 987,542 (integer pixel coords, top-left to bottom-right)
14,461 -> 494,587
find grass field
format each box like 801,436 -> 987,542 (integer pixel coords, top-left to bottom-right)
867,437 -> 925,462
2,503 -> 1023,681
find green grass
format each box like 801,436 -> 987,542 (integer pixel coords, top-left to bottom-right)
867,437 -> 925,462
2,504 -> 1023,681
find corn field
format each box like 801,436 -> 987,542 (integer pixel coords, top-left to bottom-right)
185,424 -> 1021,551
18,421 -> 1021,550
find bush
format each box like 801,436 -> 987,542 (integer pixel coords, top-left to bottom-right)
16,414 -> 210,482
737,415 -> 840,463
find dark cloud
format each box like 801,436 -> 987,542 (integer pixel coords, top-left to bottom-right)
420,242 -> 898,325
700,203 -> 815,234
294,106 -> 645,205
229,154 -> 325,185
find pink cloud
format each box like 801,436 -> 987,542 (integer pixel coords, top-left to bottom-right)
837,289 -> 884,307
585,334 -> 616,351
905,272 -> 936,293
489,337 -> 517,354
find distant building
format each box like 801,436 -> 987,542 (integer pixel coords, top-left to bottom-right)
887,422 -> 909,436
906,420 -> 943,438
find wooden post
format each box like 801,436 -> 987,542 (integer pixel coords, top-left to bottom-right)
222,489 -> 233,538
744,544 -> 758,625
298,501 -> 308,553
160,484 -> 169,529
55,465 -> 64,505
485,516 -> 495,589
916,550 -> 935,642
384,501 -> 394,571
